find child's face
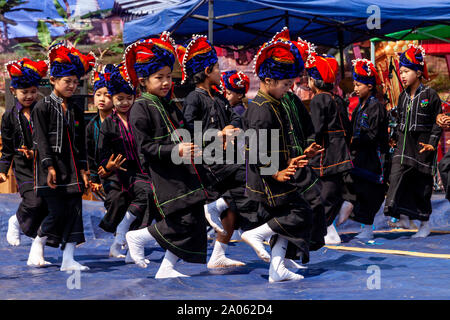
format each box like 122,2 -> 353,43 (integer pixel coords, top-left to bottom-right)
307,77 -> 317,93
399,66 -> 420,87
226,90 -> 243,106
207,63 -> 221,86
51,76 -> 79,98
142,66 -> 172,98
353,81 -> 371,100
12,86 -> 38,107
266,78 -> 294,100
94,87 -> 113,112
113,92 -> 135,114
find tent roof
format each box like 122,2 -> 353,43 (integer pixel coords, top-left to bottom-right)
371,24 -> 450,42
122,0 -> 450,48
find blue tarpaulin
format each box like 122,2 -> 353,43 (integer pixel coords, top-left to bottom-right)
122,0 -> 450,47
0,193 -> 449,299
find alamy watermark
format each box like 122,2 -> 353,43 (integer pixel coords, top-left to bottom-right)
366,265 -> 381,290
66,270 -> 82,290
366,5 -> 381,30
170,121 -> 281,175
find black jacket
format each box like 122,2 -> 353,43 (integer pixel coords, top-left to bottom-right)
130,93 -> 208,216
97,111 -> 148,191
392,84 -> 442,174
85,113 -> 102,184
32,92 -> 87,196
242,90 -> 299,207
0,102 -> 35,195
309,92 -> 353,176
350,95 -> 389,183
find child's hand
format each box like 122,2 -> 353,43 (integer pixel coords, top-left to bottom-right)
80,169 -> 89,192
272,165 -> 297,182
178,143 -> 201,159
17,145 -> 34,159
90,182 -> 103,193
47,166 -> 57,189
218,127 -> 241,150
418,142 -> 435,154
105,154 -> 127,172
288,155 -> 309,168
303,142 -> 324,159
0,173 -> 8,183
436,114 -> 450,129
98,166 -> 110,178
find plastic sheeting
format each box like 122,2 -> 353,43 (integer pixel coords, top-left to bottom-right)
122,0 -> 450,46
0,193 -> 449,300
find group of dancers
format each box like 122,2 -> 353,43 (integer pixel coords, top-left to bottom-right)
1,27 -> 448,282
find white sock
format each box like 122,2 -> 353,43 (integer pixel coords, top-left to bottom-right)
204,198 -> 227,236
125,228 -> 154,268
27,235 -> 50,267
7,215 -> 21,246
324,224 -> 342,245
207,241 -> 245,268
125,249 -> 150,264
155,250 -> 189,279
60,242 -> 89,271
284,259 -> 308,270
412,221 -> 431,238
269,237 -> 304,283
355,224 -> 374,239
241,223 -> 274,262
115,211 -> 137,245
337,201 -> 354,226
398,214 -> 412,229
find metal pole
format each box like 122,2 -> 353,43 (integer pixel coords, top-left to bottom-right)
285,10 -> 289,28
208,0 -> 214,44
370,41 -> 376,64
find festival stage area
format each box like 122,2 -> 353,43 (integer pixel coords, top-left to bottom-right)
1,193 -> 449,300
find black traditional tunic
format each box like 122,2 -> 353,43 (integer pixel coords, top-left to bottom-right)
97,111 -> 154,232
349,95 -> 389,225
243,90 -> 313,263
309,92 -> 355,226
182,87 -> 242,186
0,102 -> 47,237
130,92 -> 209,264
385,84 -> 442,220
32,92 -> 87,248
280,92 -> 326,251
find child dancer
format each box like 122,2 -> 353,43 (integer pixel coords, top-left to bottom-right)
31,43 -> 95,270
338,59 -> 389,239
179,35 -> 246,268
86,64 -> 114,193
306,52 -> 355,245
384,45 -> 442,238
221,70 -> 250,116
1,59 -> 48,248
97,63 -> 154,258
125,33 -> 209,278
241,28 -> 314,282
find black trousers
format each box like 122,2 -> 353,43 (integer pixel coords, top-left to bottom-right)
384,163 -> 433,221
100,178 -> 156,233
15,190 -> 48,238
149,203 -> 207,264
320,172 -> 356,227
38,194 -> 84,250
264,198 -> 313,264
350,175 -> 386,225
